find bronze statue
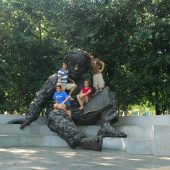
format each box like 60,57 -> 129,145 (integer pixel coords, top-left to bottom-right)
8,50 -> 126,151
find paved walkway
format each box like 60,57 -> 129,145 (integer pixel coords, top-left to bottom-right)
0,147 -> 170,170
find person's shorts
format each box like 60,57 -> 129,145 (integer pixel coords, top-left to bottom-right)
62,83 -> 76,90
93,73 -> 105,89
54,103 -> 70,110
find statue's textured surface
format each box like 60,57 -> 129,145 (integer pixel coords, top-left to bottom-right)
8,50 -> 126,151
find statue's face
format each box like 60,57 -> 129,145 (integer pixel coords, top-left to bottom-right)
64,50 -> 90,81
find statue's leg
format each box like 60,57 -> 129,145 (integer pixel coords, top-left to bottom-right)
97,91 -> 127,138
98,108 -> 127,137
47,109 -> 103,151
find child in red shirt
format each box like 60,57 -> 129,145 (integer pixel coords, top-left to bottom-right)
77,80 -> 92,110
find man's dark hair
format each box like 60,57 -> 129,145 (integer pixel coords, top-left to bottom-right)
85,53 -> 91,60
62,61 -> 68,65
89,53 -> 96,59
56,85 -> 62,89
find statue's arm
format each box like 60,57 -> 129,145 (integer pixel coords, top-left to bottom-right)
8,74 -> 57,129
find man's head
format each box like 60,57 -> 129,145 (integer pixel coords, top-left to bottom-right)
56,85 -> 62,93
88,53 -> 96,60
64,50 -> 90,81
62,62 -> 68,70
84,80 -> 90,88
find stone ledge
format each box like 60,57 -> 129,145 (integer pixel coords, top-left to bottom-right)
1,114 -> 170,126
116,115 -> 170,126
126,138 -> 153,155
0,124 -> 153,139
154,126 -> 170,157
1,114 -> 170,156
0,134 -> 126,150
0,134 -> 154,155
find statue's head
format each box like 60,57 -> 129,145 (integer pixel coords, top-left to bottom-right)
64,50 -> 90,81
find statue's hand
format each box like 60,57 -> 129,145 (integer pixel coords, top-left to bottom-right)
20,120 -> 31,129
7,118 -> 32,129
20,121 -> 28,129
20,118 -> 33,129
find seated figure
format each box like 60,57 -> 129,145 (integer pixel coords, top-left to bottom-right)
8,50 -> 126,151
53,85 -> 71,118
57,62 -> 77,99
77,80 -> 92,110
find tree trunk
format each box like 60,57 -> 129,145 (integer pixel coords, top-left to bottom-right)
155,107 -> 161,115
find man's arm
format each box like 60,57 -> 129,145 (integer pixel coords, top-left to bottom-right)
81,88 -> 92,97
61,97 -> 69,104
58,76 -> 62,84
61,92 -> 70,104
99,60 -> 105,72
57,70 -> 62,84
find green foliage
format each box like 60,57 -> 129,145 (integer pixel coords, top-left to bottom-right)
0,0 -> 169,114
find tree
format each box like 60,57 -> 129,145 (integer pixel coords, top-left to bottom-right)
0,0 -> 169,114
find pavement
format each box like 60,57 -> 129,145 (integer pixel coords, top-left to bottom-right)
0,147 -> 170,170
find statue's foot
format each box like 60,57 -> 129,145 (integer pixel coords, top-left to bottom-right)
98,123 -> 127,138
79,136 -> 103,151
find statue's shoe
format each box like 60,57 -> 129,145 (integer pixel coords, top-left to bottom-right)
97,123 -> 127,138
79,136 -> 103,151
98,129 -> 127,138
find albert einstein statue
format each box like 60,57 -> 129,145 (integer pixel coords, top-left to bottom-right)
8,50 -> 126,151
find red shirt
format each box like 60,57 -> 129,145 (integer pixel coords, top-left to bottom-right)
81,87 -> 92,99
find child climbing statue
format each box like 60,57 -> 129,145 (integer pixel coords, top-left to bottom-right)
88,53 -> 105,93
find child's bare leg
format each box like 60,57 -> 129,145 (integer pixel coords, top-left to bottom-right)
66,110 -> 72,118
84,96 -> 89,104
77,94 -> 85,110
80,97 -> 85,110
58,104 -> 71,117
69,84 -> 77,96
99,85 -> 105,91
94,86 -> 100,94
77,94 -> 82,106
53,103 -> 59,109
